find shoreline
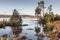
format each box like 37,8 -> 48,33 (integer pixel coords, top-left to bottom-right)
0,15 -> 37,18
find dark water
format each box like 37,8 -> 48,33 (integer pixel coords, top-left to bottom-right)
0,18 -> 49,40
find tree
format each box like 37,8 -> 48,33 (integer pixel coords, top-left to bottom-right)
35,7 -> 41,16
13,9 -> 19,18
38,1 -> 45,17
48,5 -> 52,14
35,7 -> 41,27
50,12 -> 54,21
35,1 -> 45,26
54,14 -> 60,21
44,13 -> 52,24
10,9 -> 22,26
35,1 -> 45,17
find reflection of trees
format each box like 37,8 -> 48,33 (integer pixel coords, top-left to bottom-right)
37,34 -> 45,40
11,26 -> 23,37
35,27 -> 40,35
37,38 -> 43,40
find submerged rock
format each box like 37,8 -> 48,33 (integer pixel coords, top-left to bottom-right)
27,28 -> 34,30
22,24 -> 28,26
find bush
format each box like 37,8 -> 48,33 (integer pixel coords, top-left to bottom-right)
43,26 -> 54,32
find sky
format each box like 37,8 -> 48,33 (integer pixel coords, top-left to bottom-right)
0,0 -> 60,15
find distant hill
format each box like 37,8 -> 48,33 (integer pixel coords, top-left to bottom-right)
21,15 -> 36,18
0,15 -> 36,18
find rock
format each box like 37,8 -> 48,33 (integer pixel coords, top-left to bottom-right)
38,34 -> 45,38
17,33 -> 26,40
22,24 -> 28,26
29,39 -> 32,40
27,28 -> 34,30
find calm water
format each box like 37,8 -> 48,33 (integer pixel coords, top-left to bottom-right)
0,18 -> 49,40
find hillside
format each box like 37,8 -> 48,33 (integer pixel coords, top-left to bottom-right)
0,15 -> 36,18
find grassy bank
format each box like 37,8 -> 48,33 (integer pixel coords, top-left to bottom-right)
46,21 -> 60,32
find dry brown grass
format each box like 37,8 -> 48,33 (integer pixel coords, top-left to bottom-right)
47,21 -> 60,32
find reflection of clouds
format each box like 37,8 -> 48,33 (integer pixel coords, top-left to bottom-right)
22,18 -> 37,26
0,27 -> 11,37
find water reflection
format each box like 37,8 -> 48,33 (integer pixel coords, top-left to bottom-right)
35,27 -> 40,36
0,18 -> 50,40
11,26 -> 23,37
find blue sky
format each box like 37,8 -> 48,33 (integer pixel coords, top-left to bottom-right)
0,0 -> 60,15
